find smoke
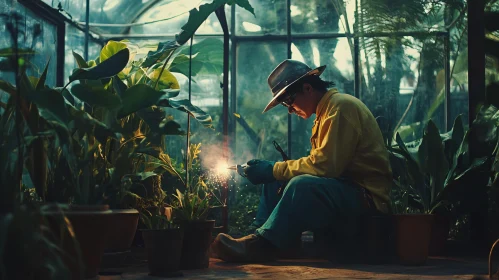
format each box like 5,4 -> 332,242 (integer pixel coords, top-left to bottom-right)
198,141 -> 257,171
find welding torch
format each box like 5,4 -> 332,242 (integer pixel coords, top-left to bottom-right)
227,140 -> 289,196
227,164 -> 248,178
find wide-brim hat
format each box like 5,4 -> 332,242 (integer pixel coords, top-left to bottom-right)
263,59 -> 326,113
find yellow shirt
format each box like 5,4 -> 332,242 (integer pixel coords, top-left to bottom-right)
273,89 -> 392,213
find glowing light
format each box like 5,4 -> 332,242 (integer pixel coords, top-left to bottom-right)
215,161 -> 230,177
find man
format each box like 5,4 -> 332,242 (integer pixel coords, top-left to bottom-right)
211,59 -> 392,262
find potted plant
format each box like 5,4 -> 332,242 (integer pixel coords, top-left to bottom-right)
389,117 -> 492,264
170,143 -> 219,270
140,208 -> 184,277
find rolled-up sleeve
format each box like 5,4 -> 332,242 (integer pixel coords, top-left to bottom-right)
273,110 -> 360,180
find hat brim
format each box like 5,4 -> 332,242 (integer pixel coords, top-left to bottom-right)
262,65 -> 326,113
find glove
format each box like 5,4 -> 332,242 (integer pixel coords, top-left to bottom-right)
244,159 -> 276,185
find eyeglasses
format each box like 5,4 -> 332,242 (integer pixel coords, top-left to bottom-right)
281,92 -> 297,108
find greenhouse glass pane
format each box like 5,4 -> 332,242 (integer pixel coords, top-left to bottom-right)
0,3 -> 58,87
290,38 -> 354,159
43,0 -> 86,22
235,41 -> 288,163
229,41 -> 286,236
123,37 -> 225,166
449,14 -> 468,129
130,1 -> 230,35
64,24 -> 101,83
43,0 -> 158,34
235,0 -> 286,35
357,0 -> 463,32
360,35 -> 446,143
291,0 -> 355,34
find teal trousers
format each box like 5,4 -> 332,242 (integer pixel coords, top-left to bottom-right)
254,175 -> 369,249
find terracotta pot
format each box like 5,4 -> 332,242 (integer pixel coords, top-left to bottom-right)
429,214 -> 451,256
395,214 -> 434,265
180,220 -> 215,270
106,209 -> 139,252
46,204 -> 112,279
142,228 -> 184,277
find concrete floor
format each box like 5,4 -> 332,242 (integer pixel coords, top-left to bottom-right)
100,257 -> 490,279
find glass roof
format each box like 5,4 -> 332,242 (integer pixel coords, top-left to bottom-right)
42,0 -> 224,35
42,0 -> 457,38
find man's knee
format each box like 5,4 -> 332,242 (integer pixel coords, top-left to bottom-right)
284,174 -> 320,194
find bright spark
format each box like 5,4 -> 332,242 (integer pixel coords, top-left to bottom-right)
215,161 -> 230,177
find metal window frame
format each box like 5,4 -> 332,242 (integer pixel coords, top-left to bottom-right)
223,7 -> 452,157
18,0 -> 66,86
17,0 -> 104,86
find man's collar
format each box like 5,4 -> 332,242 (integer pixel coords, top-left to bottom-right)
315,88 -> 338,118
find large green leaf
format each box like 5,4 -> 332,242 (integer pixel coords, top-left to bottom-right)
142,41 -> 180,68
449,115 -> 465,158
159,99 -> 213,128
118,84 -> 180,118
147,68 -> 180,91
69,48 -> 130,82
0,80 -> 16,95
70,84 -> 122,109
113,77 -> 128,97
137,108 -> 185,135
444,130 -> 470,187
67,105 -> 120,144
100,40 -> 128,63
422,120 -> 449,205
471,104 -> 499,157
36,59 -> 50,90
176,0 -> 226,45
169,38 -> 223,77
20,73 -> 70,129
228,0 -> 255,16
394,132 -> 427,210
72,51 -> 88,68
160,119 -> 185,135
436,156 -> 492,213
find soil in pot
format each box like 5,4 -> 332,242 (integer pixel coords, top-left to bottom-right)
180,220 -> 215,270
142,228 -> 184,277
106,209 -> 139,252
429,214 -> 451,256
46,204 -> 112,279
395,214 -> 434,266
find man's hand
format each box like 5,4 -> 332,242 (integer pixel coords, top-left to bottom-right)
244,159 -> 276,185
